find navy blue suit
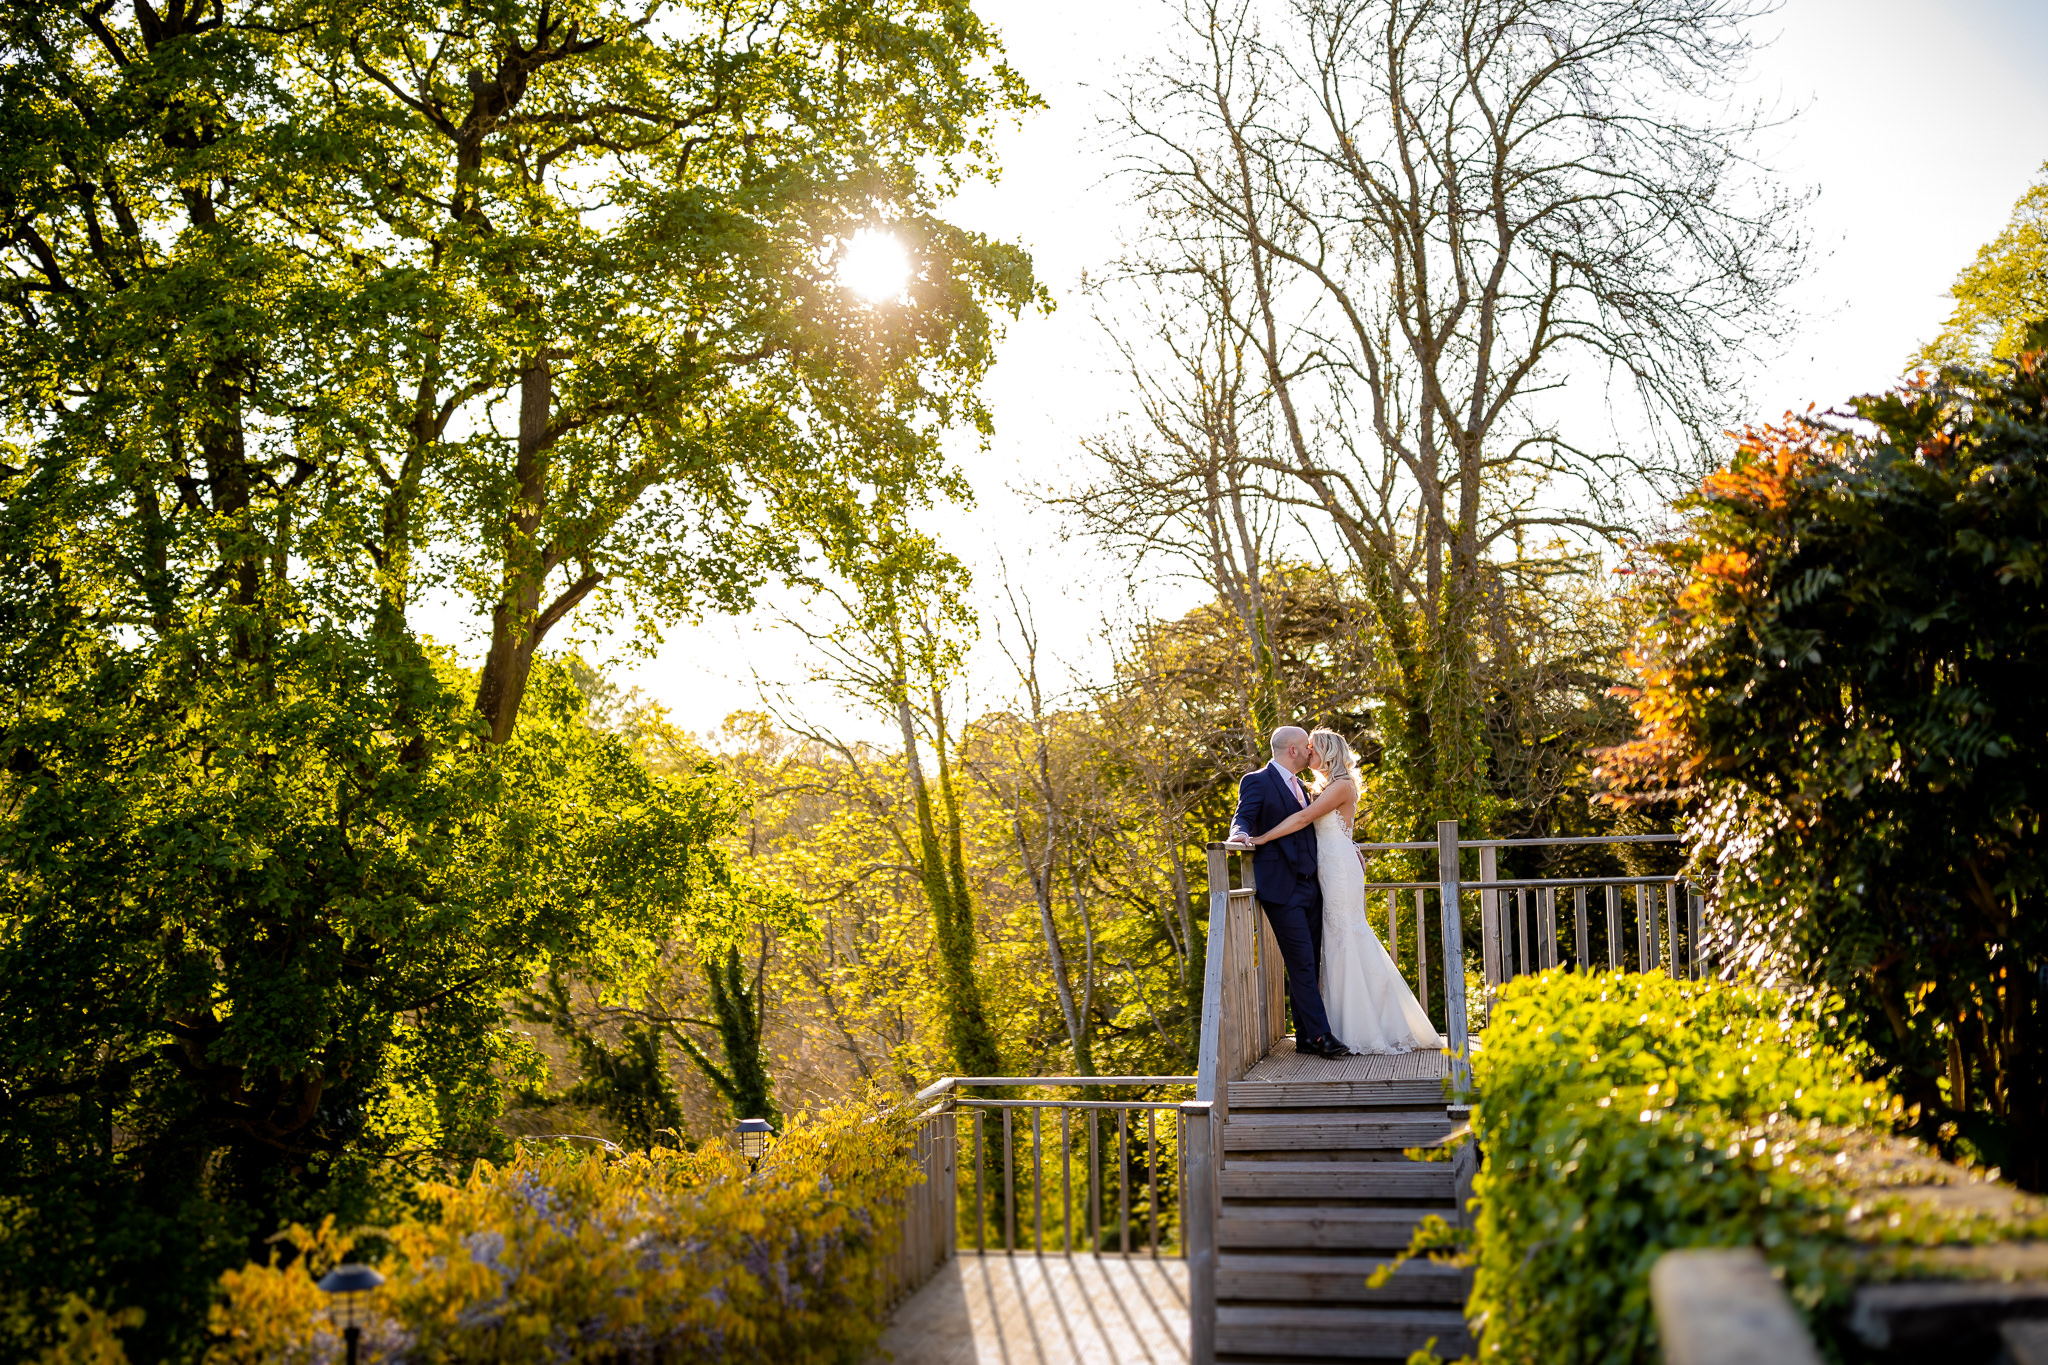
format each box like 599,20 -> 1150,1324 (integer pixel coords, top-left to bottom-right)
1231,764 -> 1335,1046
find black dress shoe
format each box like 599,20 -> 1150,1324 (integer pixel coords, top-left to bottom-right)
1303,1035 -> 1349,1059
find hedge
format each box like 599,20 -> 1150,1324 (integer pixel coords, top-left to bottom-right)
1445,971 -> 2045,1364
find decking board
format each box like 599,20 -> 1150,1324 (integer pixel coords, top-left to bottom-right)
1216,1253 -> 1470,1304
1216,1305 -> 1473,1358
1219,1160 -> 1453,1200
1239,1039 -> 1449,1085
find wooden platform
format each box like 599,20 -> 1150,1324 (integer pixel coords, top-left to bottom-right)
876,1253 -> 1188,1365
1240,1039 -> 1449,1084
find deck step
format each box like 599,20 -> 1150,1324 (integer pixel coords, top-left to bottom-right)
1220,1158 -> 1453,1200
1218,1252 -> 1471,1304
1222,1110 -> 1455,1152
1219,1205 -> 1438,1250
1226,1079 -> 1447,1109
1216,1304 -> 1474,1359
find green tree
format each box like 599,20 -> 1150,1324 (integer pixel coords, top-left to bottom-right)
513,970 -> 689,1150
0,0 -> 1036,1354
286,0 -> 1044,744
675,943 -> 780,1128
1097,0 -> 1805,828
1916,163 -> 2048,370
1604,331 -> 2048,1189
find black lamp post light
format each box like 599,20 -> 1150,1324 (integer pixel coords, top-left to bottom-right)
737,1116 -> 772,1169
316,1262 -> 385,1365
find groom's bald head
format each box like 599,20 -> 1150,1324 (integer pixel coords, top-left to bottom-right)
1269,726 -> 1311,767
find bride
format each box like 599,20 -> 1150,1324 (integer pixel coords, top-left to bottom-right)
1248,728 -> 1441,1055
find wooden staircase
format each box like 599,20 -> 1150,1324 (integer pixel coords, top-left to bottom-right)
1213,1046 -> 1475,1363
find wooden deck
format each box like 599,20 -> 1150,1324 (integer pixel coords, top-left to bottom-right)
875,1252 -> 1188,1364
1240,1039 -> 1449,1085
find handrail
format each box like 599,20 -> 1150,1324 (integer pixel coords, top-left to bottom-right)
928,1075 -> 1194,1090
1356,833 -> 1684,851
1462,876 -> 1682,890
1194,849 -> 1235,1114
1363,875 -> 1684,891
878,1088 -> 958,1309
1223,834 -> 1682,854
955,1098 -> 1189,1111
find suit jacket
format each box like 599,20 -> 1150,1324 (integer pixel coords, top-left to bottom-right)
1231,765 -> 1320,906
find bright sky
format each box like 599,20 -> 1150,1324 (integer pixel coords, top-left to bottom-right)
597,0 -> 2048,744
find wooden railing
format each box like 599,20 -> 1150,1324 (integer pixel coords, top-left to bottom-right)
1201,857 -> 1289,1110
882,1075 -> 1203,1306
878,1098 -> 958,1308
1188,838 -> 1296,1364
1201,823 -> 1477,1096
1347,829 -> 1705,1020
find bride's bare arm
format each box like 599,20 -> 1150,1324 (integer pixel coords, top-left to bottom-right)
1251,777 -> 1355,845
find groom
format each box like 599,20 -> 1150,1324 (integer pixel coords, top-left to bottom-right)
1229,726 -> 1346,1060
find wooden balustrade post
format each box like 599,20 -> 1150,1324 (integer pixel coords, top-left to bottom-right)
1668,883 -> 1683,980
1435,822 -> 1472,1091
1181,1101 -> 1216,1365
1198,846 -> 1232,1127
1690,890 -> 1706,980
1519,891 -> 1533,976
1479,846 -> 1500,1012
1388,889 -> 1401,983
942,1104 -> 958,1260
1415,889 -> 1430,1018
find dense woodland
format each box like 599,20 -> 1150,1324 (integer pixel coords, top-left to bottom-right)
512,548 -> 1654,1148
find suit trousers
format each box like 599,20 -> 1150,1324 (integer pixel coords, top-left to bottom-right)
1258,890 -> 1334,1045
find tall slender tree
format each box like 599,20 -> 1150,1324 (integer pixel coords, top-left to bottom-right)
1096,0 -> 1804,824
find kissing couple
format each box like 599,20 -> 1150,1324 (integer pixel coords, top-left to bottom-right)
1230,725 -> 1442,1060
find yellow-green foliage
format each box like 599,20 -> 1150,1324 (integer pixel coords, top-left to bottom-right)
1463,972 -> 2041,1365
208,1103 -> 916,1365
29,1298 -> 144,1365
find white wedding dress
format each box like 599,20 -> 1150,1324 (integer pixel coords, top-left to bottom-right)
1314,807 -> 1442,1055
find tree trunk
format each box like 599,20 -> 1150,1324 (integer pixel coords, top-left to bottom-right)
895,661 -> 1001,1078
476,354 -> 553,743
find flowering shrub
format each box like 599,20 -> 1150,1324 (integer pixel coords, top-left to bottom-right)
1416,971 -> 2048,1365
207,1102 -> 917,1364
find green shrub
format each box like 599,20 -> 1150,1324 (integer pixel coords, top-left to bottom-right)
1459,971 -> 2042,1364
206,1101 -> 918,1365
1602,337 -> 2048,1186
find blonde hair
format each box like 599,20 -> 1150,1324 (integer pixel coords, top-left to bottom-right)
1308,728 -> 1357,790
